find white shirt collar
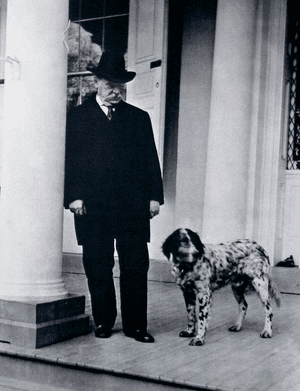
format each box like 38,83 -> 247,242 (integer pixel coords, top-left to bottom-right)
96,94 -> 116,116
96,94 -> 107,114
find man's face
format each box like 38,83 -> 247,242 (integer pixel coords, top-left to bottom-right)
95,78 -> 125,106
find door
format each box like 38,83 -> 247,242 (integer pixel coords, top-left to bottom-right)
127,0 -> 168,166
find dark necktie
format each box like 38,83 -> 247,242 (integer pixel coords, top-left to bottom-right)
107,106 -> 113,120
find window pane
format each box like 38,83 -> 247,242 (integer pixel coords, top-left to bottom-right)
67,22 -> 80,73
69,0 -> 129,21
81,19 -> 104,47
67,22 -> 102,72
67,75 -> 97,111
81,0 -> 104,20
105,0 -> 129,17
69,0 -> 80,21
104,16 -> 129,54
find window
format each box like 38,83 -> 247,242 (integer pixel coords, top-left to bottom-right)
67,0 -> 129,110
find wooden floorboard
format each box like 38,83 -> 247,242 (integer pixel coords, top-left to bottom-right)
0,272 -> 299,391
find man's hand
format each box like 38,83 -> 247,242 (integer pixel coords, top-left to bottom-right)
150,200 -> 160,218
69,200 -> 86,216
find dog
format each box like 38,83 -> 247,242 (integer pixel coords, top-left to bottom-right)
162,228 -> 281,346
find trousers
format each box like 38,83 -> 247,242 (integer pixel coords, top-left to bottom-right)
82,232 -> 150,333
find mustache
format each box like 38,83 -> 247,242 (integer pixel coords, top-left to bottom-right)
107,94 -> 122,101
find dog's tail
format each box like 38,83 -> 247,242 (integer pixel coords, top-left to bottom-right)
268,277 -> 281,307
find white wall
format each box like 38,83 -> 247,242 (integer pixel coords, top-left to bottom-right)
0,0 -> 7,185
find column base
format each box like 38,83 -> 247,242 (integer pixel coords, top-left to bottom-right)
0,294 -> 90,349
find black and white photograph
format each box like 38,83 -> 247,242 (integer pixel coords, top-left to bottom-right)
0,1 -> 299,390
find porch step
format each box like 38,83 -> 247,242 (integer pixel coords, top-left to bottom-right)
0,354 -> 212,391
0,375 -> 70,391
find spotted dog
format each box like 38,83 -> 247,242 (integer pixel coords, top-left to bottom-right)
162,228 -> 281,346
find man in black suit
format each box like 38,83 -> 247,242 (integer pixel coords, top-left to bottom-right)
64,52 -> 164,343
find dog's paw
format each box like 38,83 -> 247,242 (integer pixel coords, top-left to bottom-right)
189,337 -> 204,346
228,324 -> 242,332
260,329 -> 272,338
179,330 -> 195,338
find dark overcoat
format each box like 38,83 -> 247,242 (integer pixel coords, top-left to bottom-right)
64,95 -> 164,244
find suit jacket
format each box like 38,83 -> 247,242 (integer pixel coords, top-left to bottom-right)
64,95 -> 164,244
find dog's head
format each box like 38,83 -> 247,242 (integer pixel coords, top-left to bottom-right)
162,228 -> 205,265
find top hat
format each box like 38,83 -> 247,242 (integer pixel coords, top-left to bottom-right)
87,52 -> 136,83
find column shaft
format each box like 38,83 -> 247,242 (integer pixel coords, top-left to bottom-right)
0,0 -> 69,299
202,0 -> 257,242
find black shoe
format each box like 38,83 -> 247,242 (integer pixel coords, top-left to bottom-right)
124,329 -> 155,343
95,325 -> 112,338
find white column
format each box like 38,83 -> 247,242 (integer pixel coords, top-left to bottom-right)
202,0 -> 257,243
0,0 -> 69,299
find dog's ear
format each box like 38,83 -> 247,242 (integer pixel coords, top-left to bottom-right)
162,235 -> 172,260
162,229 -> 179,260
186,229 -> 205,258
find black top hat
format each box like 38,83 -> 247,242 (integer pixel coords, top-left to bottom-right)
87,52 -> 136,83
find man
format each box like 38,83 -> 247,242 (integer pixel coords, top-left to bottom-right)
64,52 -> 164,343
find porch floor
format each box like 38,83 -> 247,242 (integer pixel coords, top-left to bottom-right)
0,272 -> 299,391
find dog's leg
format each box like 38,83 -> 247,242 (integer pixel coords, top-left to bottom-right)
229,281 -> 248,332
189,288 -> 212,346
179,288 -> 196,337
252,277 -> 273,338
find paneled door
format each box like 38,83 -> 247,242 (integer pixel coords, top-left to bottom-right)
127,0 -> 168,166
